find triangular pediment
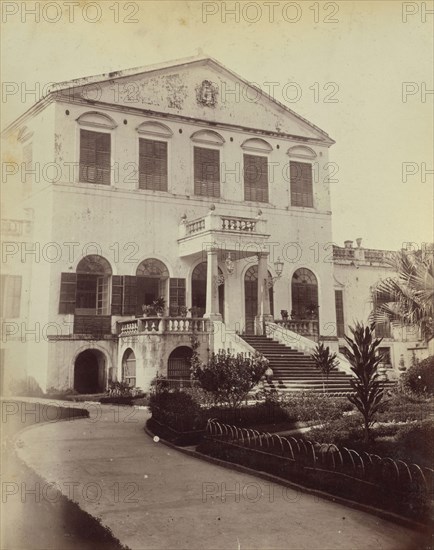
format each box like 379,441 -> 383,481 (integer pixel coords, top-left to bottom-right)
51,57 -> 334,144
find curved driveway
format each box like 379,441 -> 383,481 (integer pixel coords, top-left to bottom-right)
14,402 -> 426,550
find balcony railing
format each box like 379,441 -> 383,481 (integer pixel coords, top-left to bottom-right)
117,316 -> 209,336
181,212 -> 267,238
274,319 -> 319,340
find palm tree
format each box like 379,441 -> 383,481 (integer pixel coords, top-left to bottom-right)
342,323 -> 385,444
311,343 -> 339,393
371,249 -> 433,342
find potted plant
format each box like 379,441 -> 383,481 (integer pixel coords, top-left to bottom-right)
189,306 -> 200,317
280,309 -> 289,321
306,302 -> 319,319
169,303 -> 179,316
179,306 -> 189,318
290,309 -> 297,320
142,304 -> 152,317
152,296 -> 166,317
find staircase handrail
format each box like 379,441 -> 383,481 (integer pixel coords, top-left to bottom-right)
265,322 -> 354,377
210,321 -> 256,356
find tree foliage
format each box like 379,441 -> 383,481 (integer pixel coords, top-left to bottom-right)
192,350 -> 269,409
371,250 -> 433,342
401,355 -> 434,395
311,343 -> 339,392
342,322 -> 385,443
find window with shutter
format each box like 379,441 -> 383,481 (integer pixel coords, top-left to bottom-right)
335,289 -> 345,337
79,129 -> 111,185
194,147 -> 220,197
59,273 -> 77,314
122,276 -> 137,316
111,275 -> 123,315
290,161 -> 313,207
139,138 -> 168,191
244,154 -> 269,202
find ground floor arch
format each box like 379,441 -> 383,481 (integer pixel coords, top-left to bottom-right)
122,348 -> 136,387
73,349 -> 106,393
167,346 -> 193,381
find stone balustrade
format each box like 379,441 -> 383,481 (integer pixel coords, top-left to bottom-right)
220,216 -> 257,232
117,317 -> 209,336
180,211 -> 266,238
274,319 -> 319,340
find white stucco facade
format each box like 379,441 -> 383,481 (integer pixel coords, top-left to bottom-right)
1,56 -> 429,394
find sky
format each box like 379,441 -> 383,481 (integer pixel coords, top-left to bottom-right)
2,0 -> 433,250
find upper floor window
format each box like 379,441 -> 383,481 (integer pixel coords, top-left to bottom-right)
139,139 -> 168,191
77,112 -> 116,186
241,138 -> 272,203
194,146 -> 220,198
290,161 -> 313,207
244,154 -> 268,202
79,129 -> 111,185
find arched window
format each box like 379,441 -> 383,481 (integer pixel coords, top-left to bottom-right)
167,346 -> 193,381
75,255 -> 112,315
136,259 -> 169,314
291,268 -> 318,319
122,348 -> 136,387
244,265 -> 274,333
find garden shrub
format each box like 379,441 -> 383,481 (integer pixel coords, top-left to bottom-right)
307,415 -> 364,445
377,389 -> 431,422
281,392 -> 352,424
401,355 -> 434,395
149,389 -> 203,432
394,420 -> 434,466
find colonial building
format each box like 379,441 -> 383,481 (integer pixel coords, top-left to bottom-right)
1,55 -> 429,395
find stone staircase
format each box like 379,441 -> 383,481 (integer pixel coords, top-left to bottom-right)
241,335 -> 355,394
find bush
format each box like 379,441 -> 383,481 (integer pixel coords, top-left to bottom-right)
308,415 -> 364,445
377,389 -> 431,422
149,389 -> 203,432
401,356 -> 434,395
281,392 -> 352,424
394,420 -> 434,466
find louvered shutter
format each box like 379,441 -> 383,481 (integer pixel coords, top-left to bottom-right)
139,139 -> 168,191
244,154 -> 268,202
122,275 -> 137,315
335,290 -> 345,337
290,162 -> 313,207
194,147 -> 220,197
111,275 -> 123,315
59,273 -> 77,314
80,129 -> 111,185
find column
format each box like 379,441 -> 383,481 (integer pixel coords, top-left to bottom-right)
255,250 -> 273,334
204,244 -> 222,321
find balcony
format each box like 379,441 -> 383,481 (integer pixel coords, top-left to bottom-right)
117,316 -> 210,337
178,209 -> 269,257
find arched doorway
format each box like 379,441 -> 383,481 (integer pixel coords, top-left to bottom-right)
136,258 -> 169,316
244,265 -> 274,334
74,349 -> 106,393
291,268 -> 318,319
75,255 -> 112,315
167,346 -> 193,384
122,348 -> 136,387
191,262 -> 224,318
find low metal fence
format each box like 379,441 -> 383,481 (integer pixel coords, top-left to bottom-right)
205,419 -> 434,506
